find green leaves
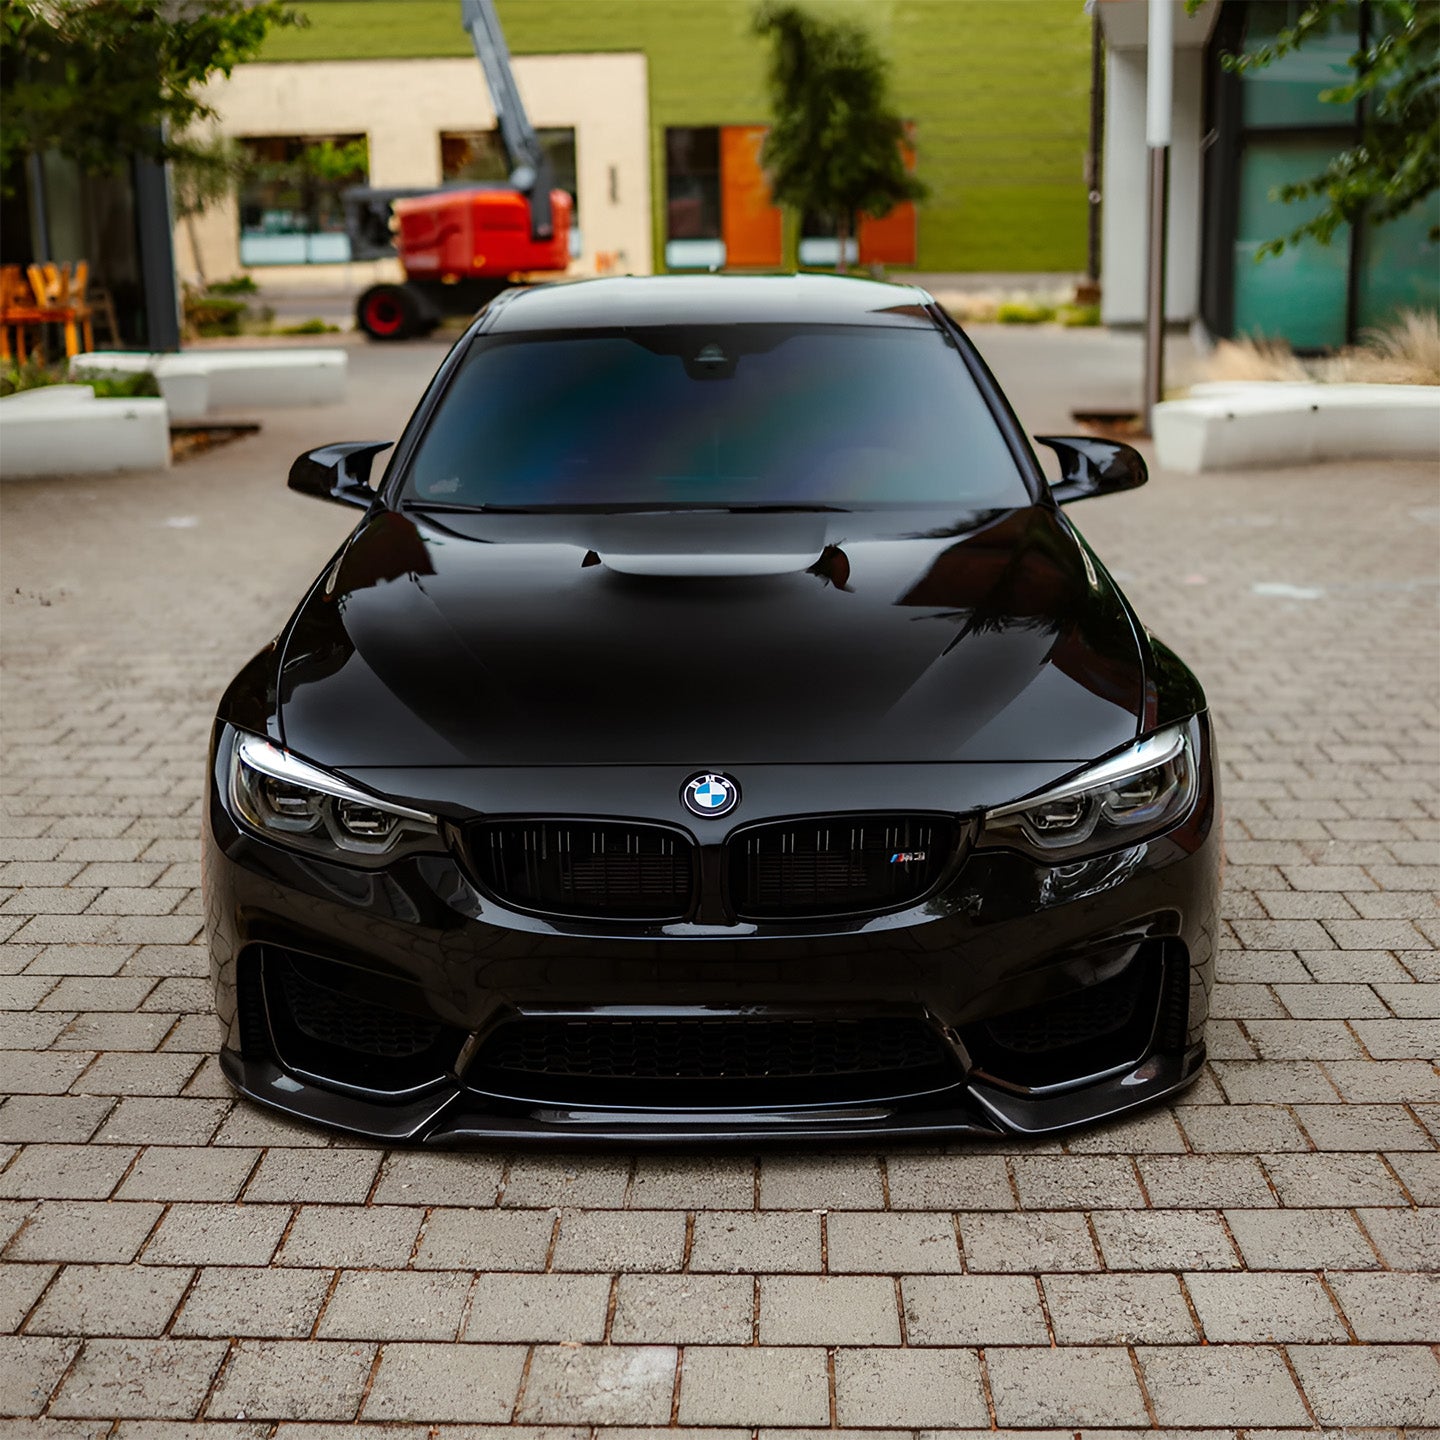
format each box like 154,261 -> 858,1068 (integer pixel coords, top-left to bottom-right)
1215,0 -> 1439,255
0,0 -> 300,178
752,2 -> 926,259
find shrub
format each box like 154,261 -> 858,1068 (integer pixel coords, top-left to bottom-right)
1323,310 -> 1440,385
1058,303 -> 1101,328
0,358 -> 158,398
276,317 -> 339,335
0,355 -> 68,395
183,290 -> 247,337
206,274 -> 260,295
995,300 -> 1056,325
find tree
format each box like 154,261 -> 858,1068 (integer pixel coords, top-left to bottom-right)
1199,0 -> 1439,255
753,2 -> 926,272
172,135 -> 247,287
0,0 -> 298,181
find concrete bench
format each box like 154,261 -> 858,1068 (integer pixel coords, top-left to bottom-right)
0,386 -> 170,479
1154,381 -> 1440,472
71,348 -> 347,417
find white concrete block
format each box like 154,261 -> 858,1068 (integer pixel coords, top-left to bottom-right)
72,348 -> 347,414
1154,382 -> 1440,472
0,388 -> 170,479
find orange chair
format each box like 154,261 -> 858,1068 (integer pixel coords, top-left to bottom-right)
0,264 -> 66,362
25,262 -> 94,357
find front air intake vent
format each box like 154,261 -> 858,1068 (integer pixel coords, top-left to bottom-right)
470,820 -> 697,920
727,815 -> 957,919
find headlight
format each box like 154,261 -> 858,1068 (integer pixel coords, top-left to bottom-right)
981,722 -> 1198,861
224,729 -> 442,866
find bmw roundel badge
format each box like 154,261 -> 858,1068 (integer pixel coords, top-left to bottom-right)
682,772 -> 739,819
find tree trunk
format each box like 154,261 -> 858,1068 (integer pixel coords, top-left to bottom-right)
184,210 -> 207,289
835,212 -> 850,274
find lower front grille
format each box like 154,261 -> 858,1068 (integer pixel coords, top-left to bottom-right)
728,815 -> 957,919
983,965 -> 1147,1054
253,947 -> 463,1095
471,821 -> 696,920
474,1016 -> 950,1081
277,955 -> 443,1059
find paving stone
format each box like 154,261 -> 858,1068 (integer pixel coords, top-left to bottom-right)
1287,1344 -> 1440,1425
611,1273 -> 752,1344
116,1146 -> 258,1203
1043,1271 -> 1196,1343
369,1150 -> 504,1206
0,1094 -> 112,1144
1356,1205 -> 1440,1268
690,1211 -> 822,1273
51,1338 -> 227,1420
412,1206 -> 556,1272
243,1148 -> 381,1204
499,1154 -> 630,1209
205,1339 -> 375,1421
276,1204 -> 421,1268
759,1274 -> 900,1344
1138,1154 -> 1277,1208
0,1143 -> 136,1199
680,1346 -> 829,1426
549,1209 -> 682,1273
901,1273 -> 1044,1344
71,1053 -> 199,1097
139,1203 -> 291,1267
758,1155 -> 884,1210
29,1263 -> 193,1338
832,1347 -> 987,1428
7,1200 -> 162,1263
1092,1209 -> 1241,1270
462,1272 -> 608,1344
0,1262 -> 55,1332
518,1344 -> 676,1424
0,1334 -> 78,1416
882,1154 -> 1014,1209
1292,1101 -> 1432,1150
1224,1205 -> 1381,1270
360,1342 -> 528,1422
1062,1108 -> 1188,1153
93,1096 -> 227,1146
1326,1269 -> 1440,1340
1263,1151 -> 1410,1206
629,1155 -> 755,1209
987,1345 -> 1149,1427
172,1265 -> 332,1338
1010,1155 -> 1145,1209
1136,1345 -> 1309,1426
0,1050 -> 91,1095
1185,1270 -> 1348,1341
1389,1149 -> 1440,1204
960,1211 -> 1100,1272
1178,1103 -> 1311,1152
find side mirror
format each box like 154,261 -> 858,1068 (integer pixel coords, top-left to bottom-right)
1034,435 -> 1147,506
288,440 -> 393,509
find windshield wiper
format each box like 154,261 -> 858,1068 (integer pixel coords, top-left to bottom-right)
721,503 -> 850,513
401,500 -> 550,514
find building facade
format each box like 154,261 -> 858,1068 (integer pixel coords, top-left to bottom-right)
183,0 -> 1095,282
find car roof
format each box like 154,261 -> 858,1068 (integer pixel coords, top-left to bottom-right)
484,273 -> 940,332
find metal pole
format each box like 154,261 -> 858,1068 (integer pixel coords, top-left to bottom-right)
1085,12 -> 1104,287
1143,0 -> 1173,432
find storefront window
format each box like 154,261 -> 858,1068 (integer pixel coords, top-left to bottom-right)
665,127 -> 724,269
237,135 -> 368,266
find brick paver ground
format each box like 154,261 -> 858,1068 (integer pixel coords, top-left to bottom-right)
1,332 -> 1437,1434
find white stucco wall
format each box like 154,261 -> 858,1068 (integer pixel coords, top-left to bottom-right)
178,53 -> 652,282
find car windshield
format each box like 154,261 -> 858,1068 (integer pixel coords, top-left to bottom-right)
402,323 -> 1030,511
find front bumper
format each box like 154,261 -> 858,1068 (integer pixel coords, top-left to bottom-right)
203,721 -> 1220,1145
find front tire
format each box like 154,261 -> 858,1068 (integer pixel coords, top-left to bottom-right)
356,283 -> 421,341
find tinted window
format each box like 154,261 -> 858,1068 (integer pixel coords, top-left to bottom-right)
404,325 -> 1028,510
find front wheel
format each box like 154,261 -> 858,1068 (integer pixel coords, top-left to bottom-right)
356,283 -> 421,341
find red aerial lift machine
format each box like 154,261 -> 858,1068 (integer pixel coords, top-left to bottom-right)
343,0 -> 572,340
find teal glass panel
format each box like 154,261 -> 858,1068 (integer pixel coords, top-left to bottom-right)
1241,1 -> 1358,127
1356,195 -> 1440,329
1233,137 -> 1350,347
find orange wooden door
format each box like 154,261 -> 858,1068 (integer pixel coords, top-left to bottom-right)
720,125 -> 783,269
859,129 -> 918,267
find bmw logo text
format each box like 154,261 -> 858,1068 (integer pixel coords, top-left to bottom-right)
682,772 -> 739,819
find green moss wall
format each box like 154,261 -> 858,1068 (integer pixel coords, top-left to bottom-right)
260,0 -> 1092,273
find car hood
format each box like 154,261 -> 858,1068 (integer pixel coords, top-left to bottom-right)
276,504 -> 1145,767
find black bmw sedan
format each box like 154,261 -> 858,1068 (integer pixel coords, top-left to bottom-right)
203,274 -> 1220,1145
